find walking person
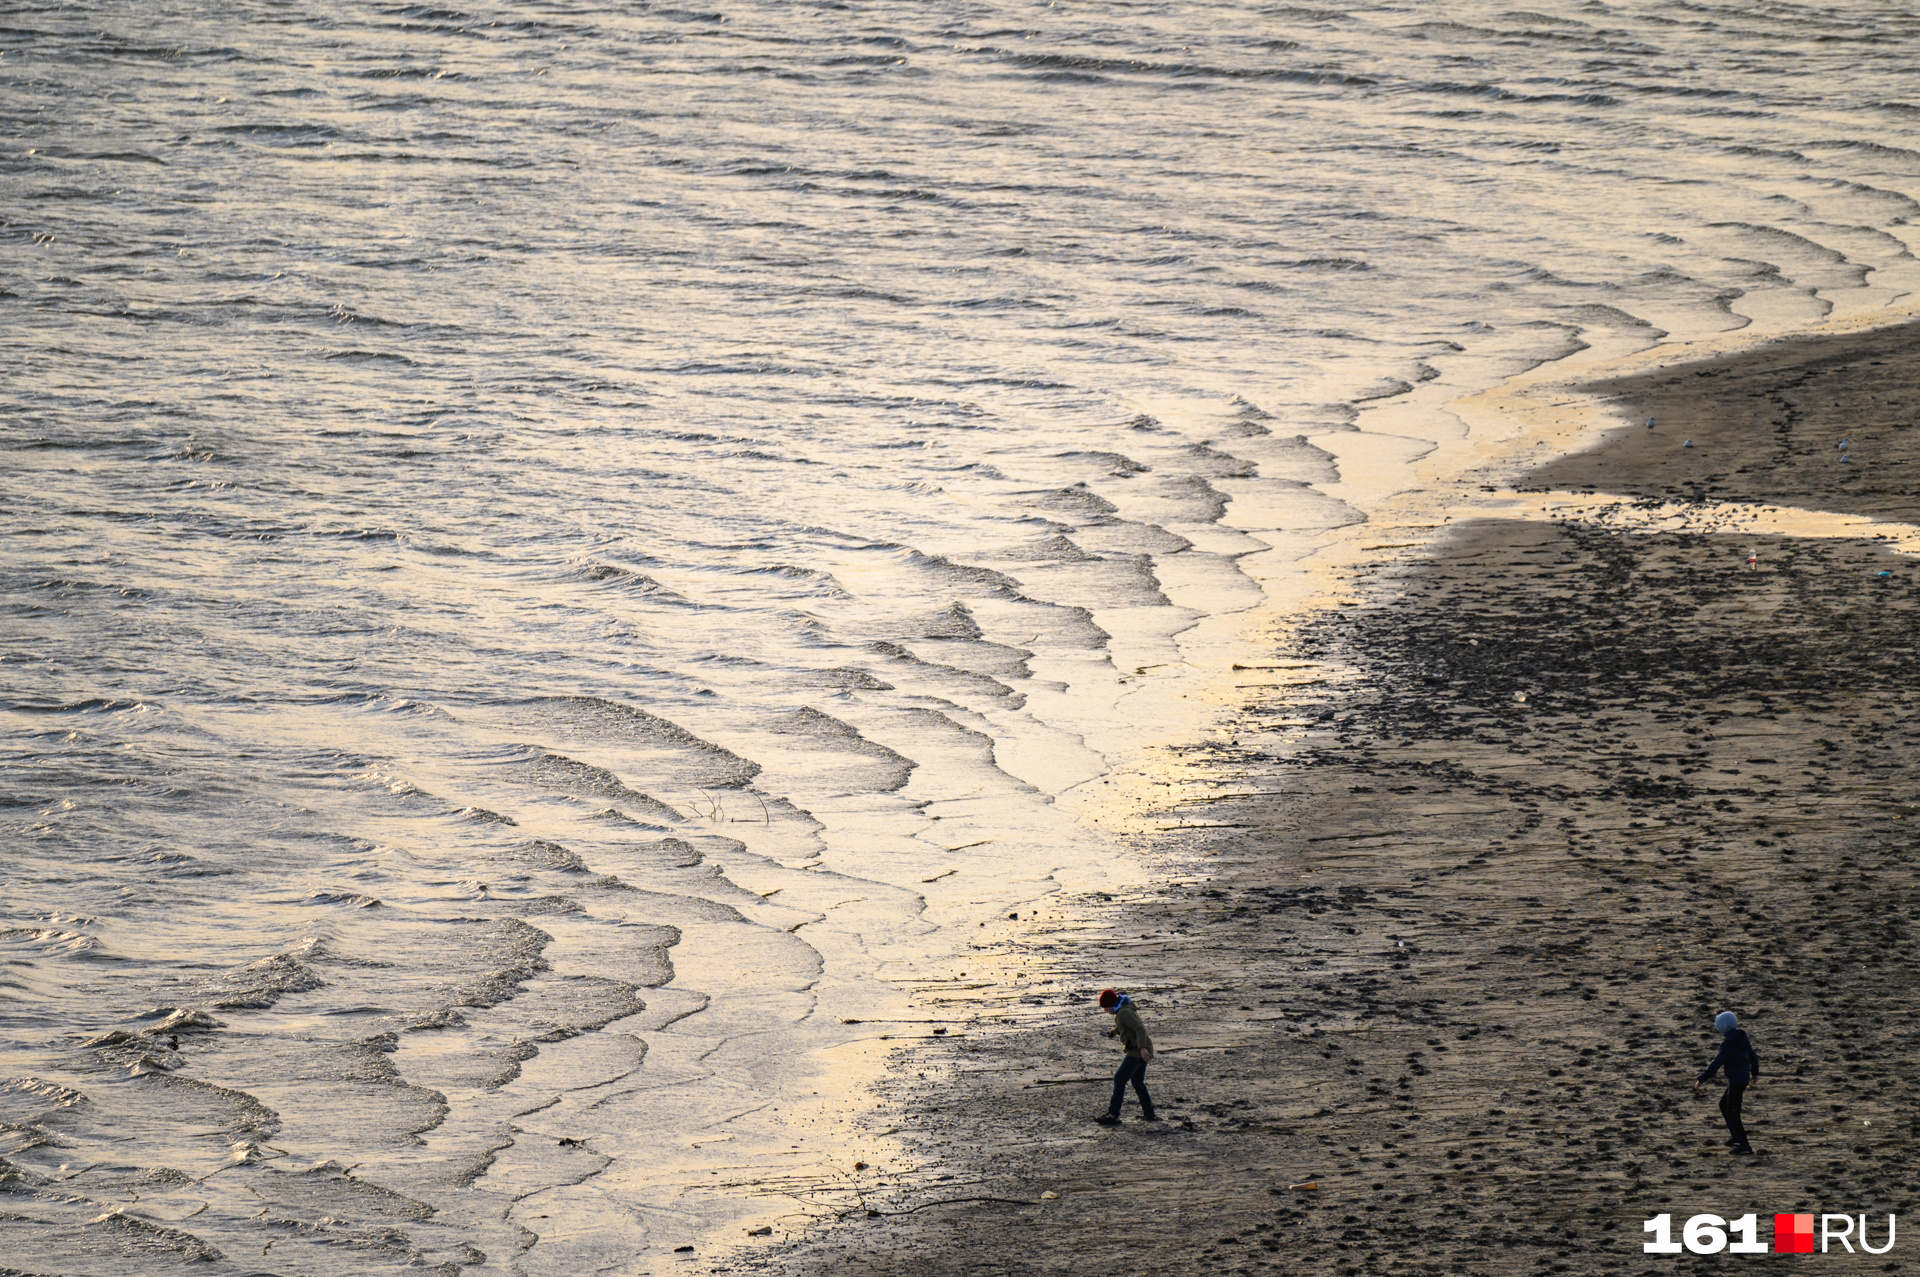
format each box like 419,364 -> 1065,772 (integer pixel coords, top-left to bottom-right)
1695,1010 -> 1761,1155
1094,988 -> 1158,1125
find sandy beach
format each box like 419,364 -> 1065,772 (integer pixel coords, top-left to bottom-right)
750,321 -> 1920,1275
16,8 -> 1920,1275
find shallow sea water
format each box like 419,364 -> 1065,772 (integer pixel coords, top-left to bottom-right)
5,1 -> 1920,1271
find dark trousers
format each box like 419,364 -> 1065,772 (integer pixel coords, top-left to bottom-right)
1109,1054 -> 1153,1117
1719,1080 -> 1749,1148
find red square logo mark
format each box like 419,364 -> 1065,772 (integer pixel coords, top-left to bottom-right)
1775,1213 -> 1816,1254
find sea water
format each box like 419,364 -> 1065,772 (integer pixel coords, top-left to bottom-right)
5,1 -> 1919,1271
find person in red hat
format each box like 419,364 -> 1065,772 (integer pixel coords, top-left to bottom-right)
1094,988 -> 1157,1125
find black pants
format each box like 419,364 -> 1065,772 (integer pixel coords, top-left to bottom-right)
1719,1080 -> 1749,1148
1109,1054 -> 1153,1117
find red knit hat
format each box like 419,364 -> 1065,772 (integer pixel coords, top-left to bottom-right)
1098,988 -> 1118,1010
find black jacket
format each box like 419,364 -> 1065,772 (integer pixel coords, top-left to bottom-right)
1698,1028 -> 1760,1086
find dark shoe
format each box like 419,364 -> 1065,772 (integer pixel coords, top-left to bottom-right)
1094,1113 -> 1121,1126
1731,1144 -> 1755,1156
1139,1111 -> 1162,1122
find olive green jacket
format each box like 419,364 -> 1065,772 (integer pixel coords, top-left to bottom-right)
1113,1005 -> 1153,1058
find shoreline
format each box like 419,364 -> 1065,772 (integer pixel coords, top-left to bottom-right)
747,318 -> 1920,1274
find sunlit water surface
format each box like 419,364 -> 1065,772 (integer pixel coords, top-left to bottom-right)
5,0 -> 1920,1271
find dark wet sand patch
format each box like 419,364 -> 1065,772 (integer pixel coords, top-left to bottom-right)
1526,319 -> 1920,521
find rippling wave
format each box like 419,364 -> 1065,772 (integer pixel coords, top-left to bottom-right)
5,0 -> 1919,1269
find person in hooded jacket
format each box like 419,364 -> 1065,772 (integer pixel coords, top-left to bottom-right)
1695,1010 -> 1760,1154
1094,988 -> 1157,1125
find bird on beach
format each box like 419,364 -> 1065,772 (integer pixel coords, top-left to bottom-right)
1647,417 -> 1657,430
1684,439 -> 1694,448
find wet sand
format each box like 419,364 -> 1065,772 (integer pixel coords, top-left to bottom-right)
1525,320 -> 1920,520
749,323 -> 1920,1275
